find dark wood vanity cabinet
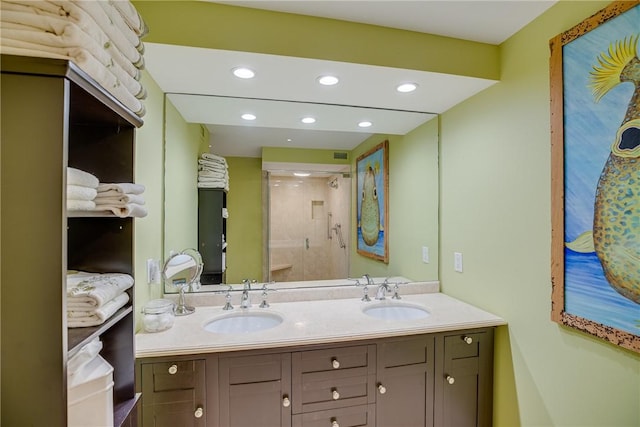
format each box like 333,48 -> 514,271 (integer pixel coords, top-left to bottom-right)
1,55 -> 141,427
435,329 -> 494,427
376,336 -> 434,427
136,328 -> 494,427
140,359 -> 207,427
219,353 -> 292,427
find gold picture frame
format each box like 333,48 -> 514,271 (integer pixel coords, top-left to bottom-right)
356,140 -> 389,263
550,1 -> 639,352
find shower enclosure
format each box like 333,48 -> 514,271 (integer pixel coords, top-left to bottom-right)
266,170 -> 351,282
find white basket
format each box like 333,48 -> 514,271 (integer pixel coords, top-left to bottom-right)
68,354 -> 114,427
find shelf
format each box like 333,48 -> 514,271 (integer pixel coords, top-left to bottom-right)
271,263 -> 293,272
67,305 -> 133,357
114,393 -> 141,427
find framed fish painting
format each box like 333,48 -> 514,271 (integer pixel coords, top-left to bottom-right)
356,140 -> 389,263
550,1 -> 639,353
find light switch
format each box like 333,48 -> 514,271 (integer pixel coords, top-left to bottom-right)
454,252 -> 463,273
147,259 -> 161,284
422,246 -> 429,263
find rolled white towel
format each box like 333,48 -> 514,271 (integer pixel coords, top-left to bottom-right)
66,199 -> 96,211
198,170 -> 226,179
94,193 -> 145,206
94,203 -> 148,218
67,184 -> 97,201
109,0 -> 149,37
198,159 -> 228,169
201,152 -> 227,163
67,271 -> 134,308
97,182 -> 145,195
67,292 -> 130,328
67,167 -> 99,188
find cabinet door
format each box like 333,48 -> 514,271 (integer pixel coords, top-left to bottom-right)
141,360 -> 206,427
434,329 -> 494,427
219,353 -> 292,427
376,336 -> 434,427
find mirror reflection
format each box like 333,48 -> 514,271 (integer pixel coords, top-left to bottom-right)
162,249 -> 203,312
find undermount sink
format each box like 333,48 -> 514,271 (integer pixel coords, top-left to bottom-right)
203,311 -> 283,334
362,302 -> 430,320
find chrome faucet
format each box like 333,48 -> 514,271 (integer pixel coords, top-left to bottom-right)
240,279 -> 256,309
376,279 -> 391,300
240,289 -> 251,308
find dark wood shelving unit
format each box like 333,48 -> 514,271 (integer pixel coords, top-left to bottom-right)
1,54 -> 143,427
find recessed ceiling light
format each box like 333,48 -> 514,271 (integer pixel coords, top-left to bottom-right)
317,75 -> 339,86
358,121 -> 372,128
294,172 -> 311,177
241,113 -> 256,121
232,67 -> 255,79
396,82 -> 418,93
301,117 -> 316,124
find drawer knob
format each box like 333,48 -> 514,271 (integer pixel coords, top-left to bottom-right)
168,364 -> 178,375
331,358 -> 340,369
463,336 -> 473,344
377,384 -> 387,394
331,419 -> 339,427
194,406 -> 203,418
332,388 -> 340,400
282,396 -> 291,407
446,375 -> 455,385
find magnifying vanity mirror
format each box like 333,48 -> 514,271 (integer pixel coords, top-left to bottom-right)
162,249 -> 203,314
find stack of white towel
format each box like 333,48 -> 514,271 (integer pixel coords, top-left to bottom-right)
198,153 -> 229,191
67,166 -> 99,211
0,0 -> 148,116
67,271 -> 133,328
94,182 -> 147,218
66,167 -> 147,218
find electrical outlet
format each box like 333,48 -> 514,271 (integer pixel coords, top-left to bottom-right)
454,252 -> 463,273
422,246 -> 429,263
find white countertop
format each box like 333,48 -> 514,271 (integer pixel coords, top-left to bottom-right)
136,292 -> 506,358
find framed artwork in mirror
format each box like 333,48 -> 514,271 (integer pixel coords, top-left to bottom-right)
550,1 -> 639,352
356,140 -> 389,263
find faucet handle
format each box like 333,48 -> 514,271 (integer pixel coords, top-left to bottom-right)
347,277 -> 362,286
259,283 -> 275,308
223,286 -> 234,310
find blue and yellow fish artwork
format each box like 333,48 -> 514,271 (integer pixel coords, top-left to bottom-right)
567,35 -> 640,304
360,161 -> 381,246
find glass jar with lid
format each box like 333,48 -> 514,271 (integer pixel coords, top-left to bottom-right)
142,299 -> 175,333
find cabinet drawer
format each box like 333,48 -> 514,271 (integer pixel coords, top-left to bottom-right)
292,404 -> 375,427
149,360 -> 200,392
378,336 -> 432,369
444,332 -> 484,359
294,345 -> 371,374
299,373 -> 371,413
221,353 -> 284,384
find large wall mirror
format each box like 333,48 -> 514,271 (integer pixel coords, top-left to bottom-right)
146,42 -> 495,292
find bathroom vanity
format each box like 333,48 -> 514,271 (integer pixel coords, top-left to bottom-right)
135,286 -> 505,427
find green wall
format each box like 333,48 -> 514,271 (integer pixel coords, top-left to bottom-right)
225,157 -> 263,283
133,69 -> 165,330
163,102 -> 205,256
439,2 -> 640,426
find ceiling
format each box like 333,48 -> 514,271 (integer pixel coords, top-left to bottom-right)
143,1 -> 555,158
